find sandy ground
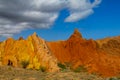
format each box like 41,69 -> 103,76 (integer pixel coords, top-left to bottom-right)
0,66 -> 119,80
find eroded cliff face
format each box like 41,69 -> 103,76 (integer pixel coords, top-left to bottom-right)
0,32 -> 59,72
47,29 -> 120,76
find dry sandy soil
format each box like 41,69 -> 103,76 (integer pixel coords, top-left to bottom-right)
0,66 -> 120,80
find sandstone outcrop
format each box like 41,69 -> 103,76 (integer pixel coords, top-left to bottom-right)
0,32 -> 59,72
96,36 -> 120,55
47,29 -> 120,76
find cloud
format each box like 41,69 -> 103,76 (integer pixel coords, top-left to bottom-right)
0,0 -> 101,37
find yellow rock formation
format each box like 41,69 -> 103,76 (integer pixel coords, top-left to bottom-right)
0,32 -> 59,72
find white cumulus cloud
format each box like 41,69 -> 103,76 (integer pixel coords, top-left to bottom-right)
0,0 -> 101,37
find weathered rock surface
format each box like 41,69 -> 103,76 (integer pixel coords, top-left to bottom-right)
0,29 -> 120,77
47,29 -> 120,77
96,36 -> 120,55
0,32 -> 59,72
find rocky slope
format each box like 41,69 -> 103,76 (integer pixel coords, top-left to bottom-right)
0,29 -> 120,77
96,36 -> 120,55
0,32 -> 59,72
47,29 -> 120,77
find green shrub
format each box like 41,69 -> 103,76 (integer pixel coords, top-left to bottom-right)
73,65 -> 87,73
21,61 -> 29,68
39,66 -> 46,72
57,63 -> 66,70
109,77 -> 119,80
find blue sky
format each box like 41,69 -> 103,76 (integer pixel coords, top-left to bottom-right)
0,0 -> 120,41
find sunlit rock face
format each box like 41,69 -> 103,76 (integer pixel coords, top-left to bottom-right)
96,36 -> 120,55
0,32 -> 59,72
0,29 -> 120,77
47,29 -> 120,77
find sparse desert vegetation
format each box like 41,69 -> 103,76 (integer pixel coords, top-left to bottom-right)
72,65 -> 87,73
0,65 -> 120,80
21,60 -> 29,68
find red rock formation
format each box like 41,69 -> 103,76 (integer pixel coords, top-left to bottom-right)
96,36 -> 120,55
47,29 -> 120,77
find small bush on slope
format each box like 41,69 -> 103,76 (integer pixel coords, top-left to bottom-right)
57,63 -> 66,70
73,65 -> 87,73
21,60 -> 29,68
39,66 -> 46,72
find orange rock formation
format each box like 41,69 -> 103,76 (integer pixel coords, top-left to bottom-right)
0,29 -> 120,77
47,29 -> 120,77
